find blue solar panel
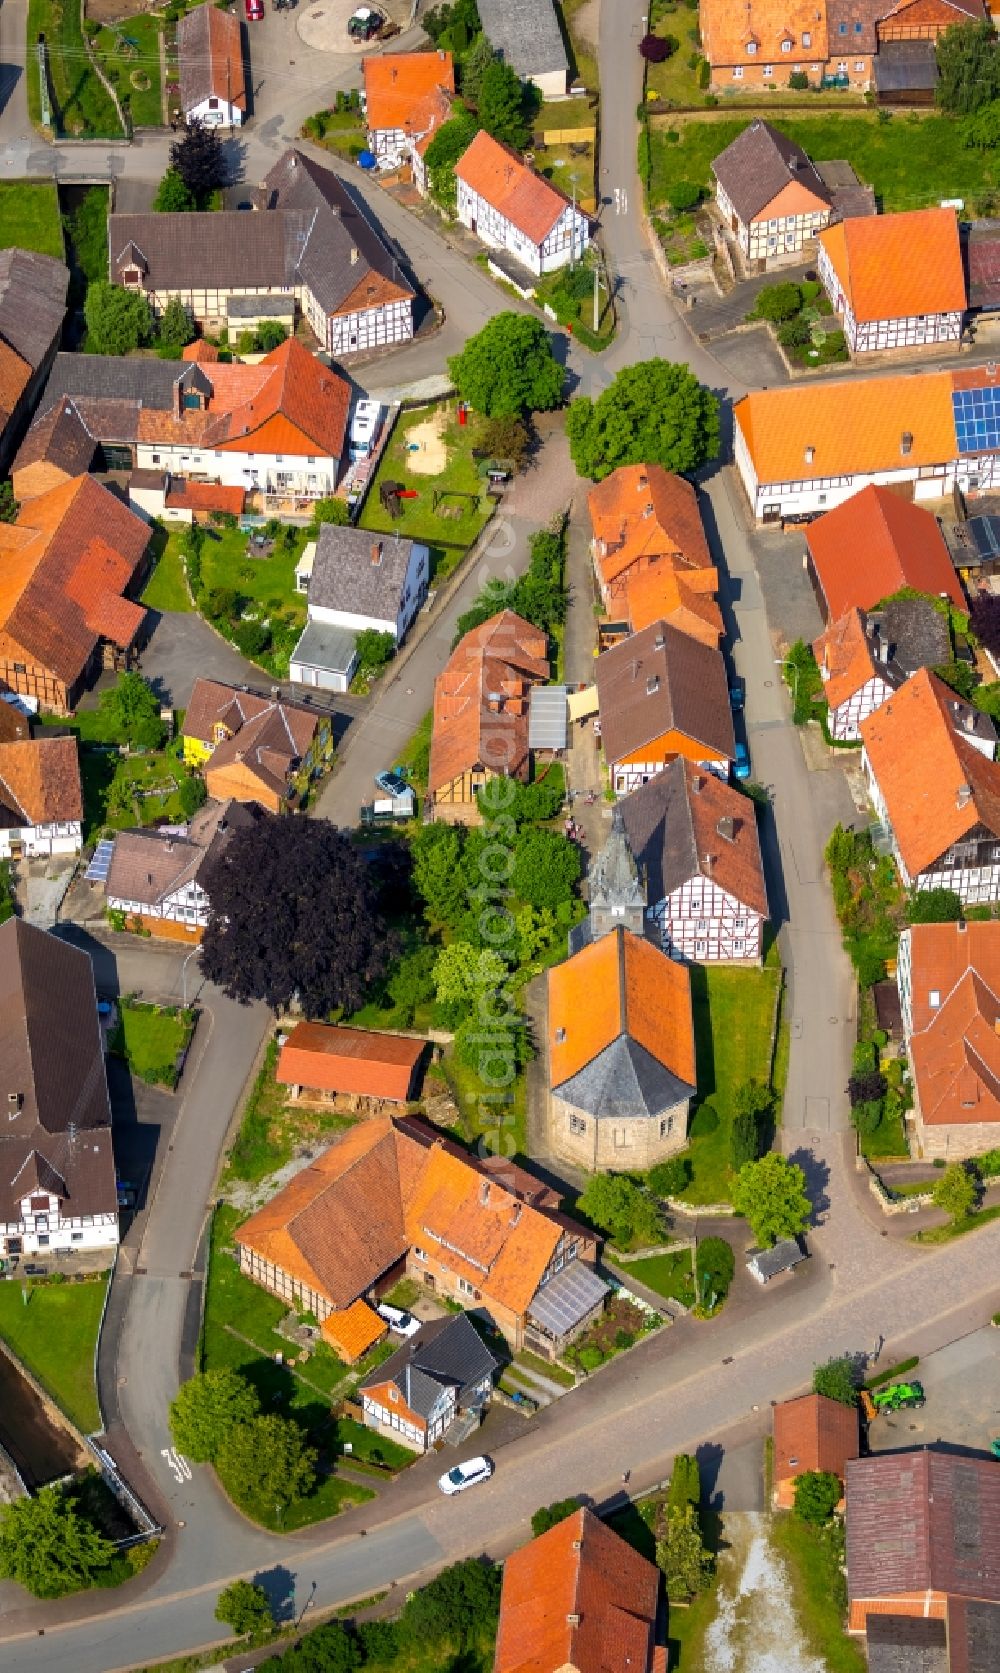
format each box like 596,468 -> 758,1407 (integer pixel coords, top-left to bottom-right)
953,386 -> 1000,455
86,838 -> 115,882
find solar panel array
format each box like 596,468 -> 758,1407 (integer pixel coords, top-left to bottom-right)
85,838 -> 115,882
953,386 -> 1000,455
969,515 -> 1000,561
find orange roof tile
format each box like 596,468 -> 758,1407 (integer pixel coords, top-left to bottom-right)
455,130 -> 573,245
860,669 -> 1000,877
363,50 -> 455,134
495,1506 -> 660,1673
700,0 -> 830,67
320,1298 -> 387,1362
182,339 -> 220,363
814,607 -> 882,710
626,568 -> 723,643
164,479 -> 244,515
910,966 -> 1000,1128
589,464 -> 712,589
0,735 -> 82,826
429,610 -> 549,796
820,208 -> 966,324
735,372 -> 961,485
805,485 -> 965,619
278,1020 -> 425,1103
213,337 -> 350,461
773,1393 -> 859,1484
548,926 -> 696,1091
0,339 -> 30,425
906,920 -> 1000,1034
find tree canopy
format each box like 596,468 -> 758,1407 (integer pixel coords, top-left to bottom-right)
460,34 -> 496,104
566,360 -> 720,481
531,1498 -> 581,1537
932,1161 -> 977,1222
794,1470 -> 841,1525
731,1153 -> 811,1247
98,671 -> 165,750
154,166 -> 196,212
937,20 -> 1000,115
201,815 -> 396,1016
510,825 -> 581,908
656,1504 -> 713,1600
169,1368 -> 261,1462
158,295 -> 195,351
85,280 -> 154,356
448,314 -> 564,418
0,1486 -> 116,1597
477,59 -> 534,148
906,888 -> 963,924
216,1414 -> 317,1513
216,1579 -> 275,1637
576,1173 -> 665,1248
454,524 -> 566,641
170,120 -> 228,205
812,1354 -> 857,1407
423,112 -> 481,208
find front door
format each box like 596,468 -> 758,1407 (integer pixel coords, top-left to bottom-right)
423,1272 -> 436,1291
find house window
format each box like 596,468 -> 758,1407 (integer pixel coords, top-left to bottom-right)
854,19 -> 863,31
697,920 -> 707,934
802,30 -> 811,45
72,1232 -> 83,1242
457,1277 -> 475,1296
838,20 -> 847,31
37,1234 -> 49,1246
734,919 -> 745,932
837,60 -> 847,71
732,65 -> 743,78
389,1387 -> 398,1402
746,41 -> 757,54
208,97 -> 219,110
659,1116 -> 674,1138
763,63 -> 773,75
781,38 -> 791,51
569,1113 -> 587,1135
151,453 -> 160,464
855,60 -> 864,71
929,989 -> 941,1008
414,1245 -> 427,1261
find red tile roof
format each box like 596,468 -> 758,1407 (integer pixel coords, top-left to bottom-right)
363,50 -> 455,134
183,678 -> 324,802
814,607 -> 882,710
495,1506 -> 661,1673
589,465 -> 712,590
429,610 -> 549,796
455,130 -> 573,245
277,1020 -> 425,1103
819,208 -> 966,323
773,1393 -> 859,1485
164,478 -> 244,516
0,734 -> 82,827
905,920 -> 1000,1130
320,1298 -> 387,1362
548,925 -> 696,1091
806,486 -> 965,620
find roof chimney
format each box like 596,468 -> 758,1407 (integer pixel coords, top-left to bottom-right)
804,445 -> 815,465
646,674 -> 659,696
555,1026 -> 566,1043
957,783 -> 972,808
479,1179 -> 489,1206
900,431 -> 913,456
371,540 -> 383,566
351,246 -> 359,265
567,1614 -> 581,1626
391,65 -> 397,80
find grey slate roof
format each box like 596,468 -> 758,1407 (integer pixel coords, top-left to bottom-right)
748,1238 -> 805,1279
227,293 -> 296,319
865,1615 -> 947,1673
289,620 -> 358,678
528,1261 -> 609,1339
618,756 -> 768,916
873,599 -> 951,678
38,354 -> 210,439
874,39 -> 938,96
712,120 -> 832,225
309,525 -> 420,624
555,1035 -> 694,1120
949,1597 -> 1000,1673
0,248 -> 69,372
360,1312 -> 499,1421
477,0 -> 568,81
108,150 -> 413,322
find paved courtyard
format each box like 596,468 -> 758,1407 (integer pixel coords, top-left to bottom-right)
867,1327 -> 1000,1458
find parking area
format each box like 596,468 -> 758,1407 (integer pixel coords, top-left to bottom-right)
747,519 -> 825,652
710,324 -> 790,391
867,1328 -> 1000,1457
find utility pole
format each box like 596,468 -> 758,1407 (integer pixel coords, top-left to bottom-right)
570,184 -> 577,271
593,256 -> 611,334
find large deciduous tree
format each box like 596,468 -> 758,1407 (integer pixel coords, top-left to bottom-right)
85,280 -> 154,356
731,1152 -> 811,1248
0,1486 -> 115,1597
169,1369 -> 261,1462
812,1354 -> 857,1407
215,1579 -> 275,1637
153,166 -> 196,212
932,1161 -> 977,1223
98,670 -> 165,749
794,1470 -> 841,1525
216,1415 -> 317,1511
170,120 -> 228,206
200,815 -> 396,1016
566,360 -> 720,481
158,295 -> 195,351
656,1504 -> 713,1599
448,313 -> 564,417
477,60 -> 533,148
937,19 -> 1000,115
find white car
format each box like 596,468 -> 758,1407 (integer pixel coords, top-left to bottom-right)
376,1301 -> 422,1339
438,1456 -> 494,1495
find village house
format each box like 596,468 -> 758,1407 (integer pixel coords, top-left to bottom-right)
860,669 -> 1000,903
359,1312 -> 499,1453
0,733 -> 82,861
595,619 -> 736,795
0,248 -> 69,477
476,0 -> 570,97
126,471 -> 245,526
0,474 -> 150,715
548,895 -> 697,1173
277,1020 -> 427,1109
0,918 -> 118,1261
11,396 -> 96,502
817,207 -> 966,355
105,799 -> 262,940
813,599 -> 951,740
295,524 -> 429,648
235,1113 -> 608,1359
32,337 -> 350,508
804,484 -> 965,622
177,0 -> 246,128
428,609 -> 550,821
182,679 -> 333,812
363,50 -> 455,170
772,1392 -> 859,1510
588,464 -> 716,603
619,758 -> 768,964
734,362 -> 1000,522
454,131 -> 590,277
711,121 -> 833,269
108,149 -> 415,358
494,1506 -> 664,1673
846,1451 -> 1000,1642
897,920 -> 1000,1159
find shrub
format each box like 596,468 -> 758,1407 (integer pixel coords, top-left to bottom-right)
794,1470 -> 841,1525
698,57 -> 711,88
789,69 -> 809,89
689,1103 -> 719,1137
531,1498 -> 580,1537
752,282 -> 802,323
667,179 -> 701,212
695,1236 -> 735,1302
578,1345 -> 604,1371
813,1355 -> 857,1407
848,1069 -> 888,1107
647,1157 -> 691,1197
639,32 -> 673,60
667,1453 -> 700,1510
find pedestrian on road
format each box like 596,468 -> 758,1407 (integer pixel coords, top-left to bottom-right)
873,1333 -> 884,1364
622,1470 -> 631,1486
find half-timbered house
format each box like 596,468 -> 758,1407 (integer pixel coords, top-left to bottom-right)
105,799 -> 262,940
595,618 -> 735,796
897,919 -> 1000,1159
711,121 -> 832,269
182,679 -> 332,812
0,734 -> 82,861
618,758 -> 768,963
363,50 -> 455,171
817,208 -> 966,356
428,610 -> 550,821
814,600 -> 951,740
454,131 -> 590,277
861,669 -> 1000,903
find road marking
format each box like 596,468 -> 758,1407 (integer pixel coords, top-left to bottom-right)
161,1448 -> 192,1484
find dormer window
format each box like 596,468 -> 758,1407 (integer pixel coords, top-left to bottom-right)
123,267 -> 141,288
746,38 -> 757,53
781,37 -> 792,51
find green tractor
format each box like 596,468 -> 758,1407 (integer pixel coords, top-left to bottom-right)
864,1380 -> 926,1417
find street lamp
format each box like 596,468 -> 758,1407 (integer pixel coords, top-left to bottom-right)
295,1581 -> 317,1630
180,947 -> 200,1008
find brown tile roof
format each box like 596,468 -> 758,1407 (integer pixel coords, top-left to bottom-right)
0,734 -> 82,828
819,208 -> 966,324
710,119 -> 832,222
0,475 -> 149,687
236,1115 -> 580,1316
363,50 -> 455,134
277,1020 -> 426,1103
163,478 -> 245,516
814,607 -> 883,711
0,919 -> 116,1226
548,924 -> 696,1104
846,1451 -> 1000,1606
106,798 -> 261,909
11,396 -> 97,492
773,1392 -> 859,1485
429,610 -> 549,796
184,678 -> 322,800
178,0 -> 246,114
455,130 -> 574,245
494,1506 -> 660,1673
0,699 -> 30,742
806,486 -> 965,621
594,618 -> 735,766
619,757 -> 768,918
589,465 -> 713,590
320,1298 -> 387,1362
860,670 -> 1000,878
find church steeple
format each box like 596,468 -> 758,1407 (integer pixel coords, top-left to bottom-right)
587,805 -> 646,940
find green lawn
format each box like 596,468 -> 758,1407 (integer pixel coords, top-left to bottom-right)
769,1513 -> 866,1673
95,15 -> 163,129
0,1276 -> 107,1432
39,713 -> 200,842
623,1248 -> 696,1307
648,112 -> 1000,215
913,1202 -> 1000,1244
679,965 -> 782,1206
193,524 -> 310,615
331,1417 -> 413,1471
141,529 -> 191,612
515,1348 -> 575,1387
559,0 -> 598,88
222,1040 -> 356,1186
359,404 -> 493,550
0,182 -> 64,260
861,1106 -> 910,1161
27,0 -> 123,136
111,1000 -> 194,1087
